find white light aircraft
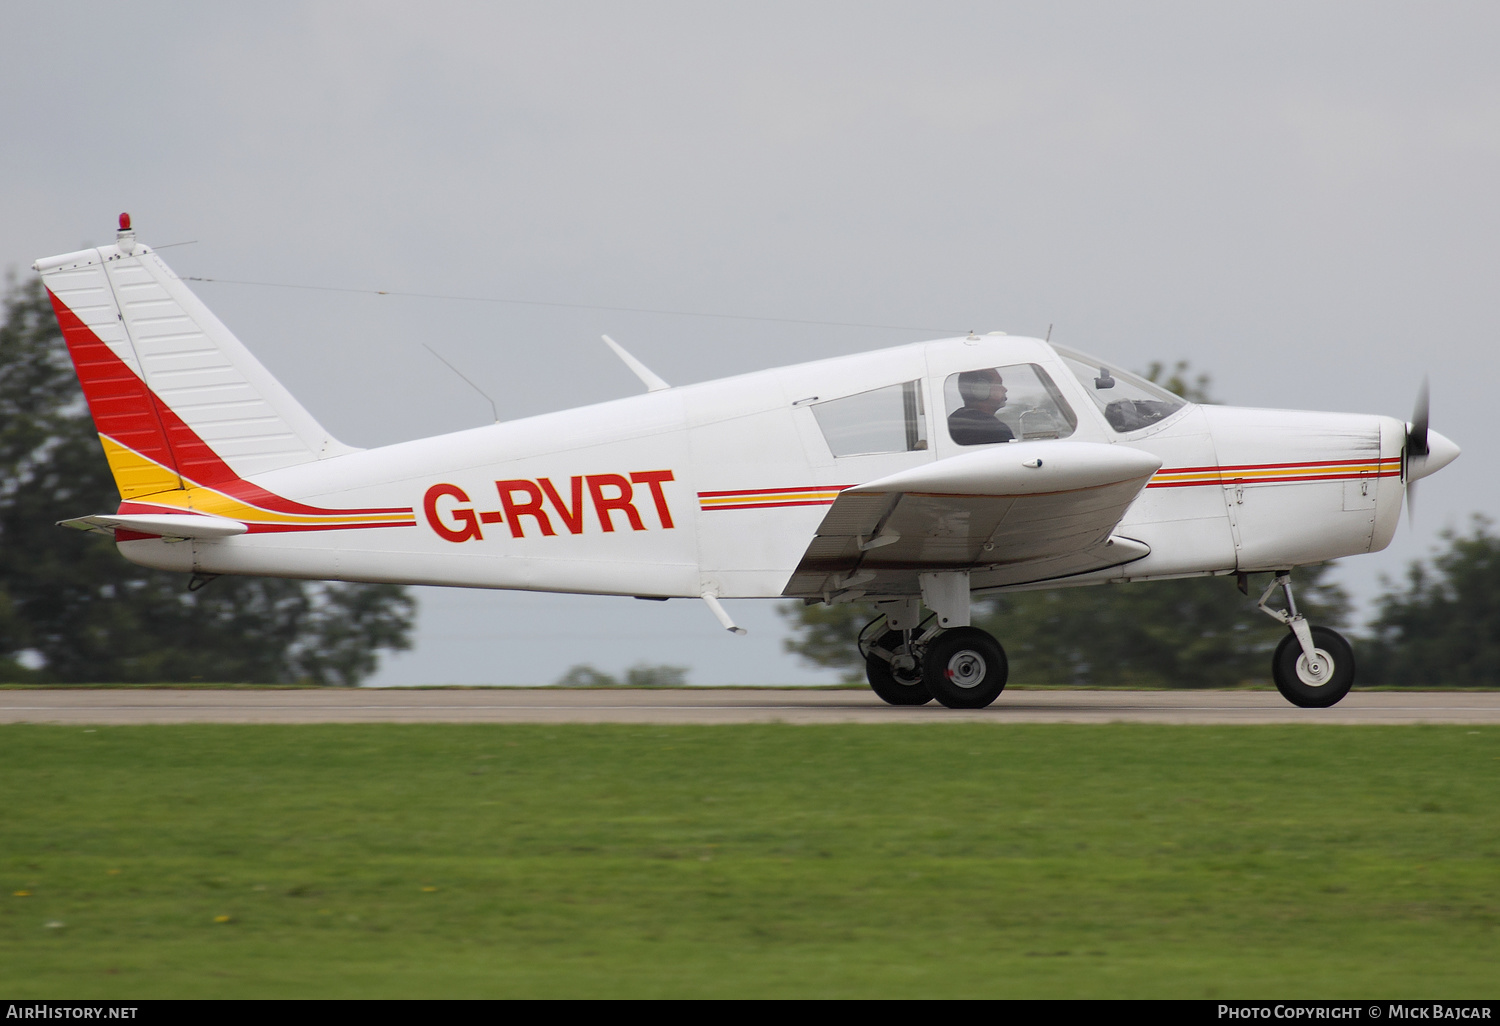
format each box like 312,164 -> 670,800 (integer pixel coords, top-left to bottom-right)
35,216 -> 1460,708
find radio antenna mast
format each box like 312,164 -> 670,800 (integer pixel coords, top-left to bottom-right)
422,343 -> 498,423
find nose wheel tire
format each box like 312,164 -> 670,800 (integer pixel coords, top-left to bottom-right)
1271,626 -> 1355,708
865,631 -> 933,706
923,627 -> 1008,709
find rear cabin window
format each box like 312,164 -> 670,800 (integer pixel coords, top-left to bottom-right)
811,380 -> 928,457
943,364 -> 1077,445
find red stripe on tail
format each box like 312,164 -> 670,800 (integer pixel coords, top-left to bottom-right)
48,289 -> 411,519
49,291 -> 181,486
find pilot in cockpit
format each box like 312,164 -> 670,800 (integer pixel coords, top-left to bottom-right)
947,368 -> 1016,445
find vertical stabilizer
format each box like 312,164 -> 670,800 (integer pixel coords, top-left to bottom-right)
34,217 -> 357,498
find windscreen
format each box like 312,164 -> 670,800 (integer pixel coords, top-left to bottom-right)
1054,346 -> 1188,433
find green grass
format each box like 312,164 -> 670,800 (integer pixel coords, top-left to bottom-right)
0,724 -> 1495,998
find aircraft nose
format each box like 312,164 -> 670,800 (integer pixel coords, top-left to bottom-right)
1408,428 -> 1460,482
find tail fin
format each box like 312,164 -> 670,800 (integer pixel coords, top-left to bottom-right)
33,216 -> 356,500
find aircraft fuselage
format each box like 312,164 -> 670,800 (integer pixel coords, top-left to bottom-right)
116,334 -> 1411,598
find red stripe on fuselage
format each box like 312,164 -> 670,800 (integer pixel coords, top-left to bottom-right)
697,485 -> 853,498
1146,467 -> 1401,488
243,520 -> 417,534
701,499 -> 840,510
1153,458 -> 1399,476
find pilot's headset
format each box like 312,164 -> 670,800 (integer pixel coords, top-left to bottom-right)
958,371 -> 1000,404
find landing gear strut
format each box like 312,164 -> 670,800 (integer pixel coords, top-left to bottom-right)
863,629 -> 933,705
1256,572 -> 1356,708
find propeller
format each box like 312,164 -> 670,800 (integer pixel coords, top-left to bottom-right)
1400,378 -> 1460,525
1409,377 -> 1430,458
1406,377 -> 1429,524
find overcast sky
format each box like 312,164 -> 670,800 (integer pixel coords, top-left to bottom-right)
4,3 -> 1496,685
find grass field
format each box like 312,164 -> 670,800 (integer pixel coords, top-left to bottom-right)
1,723 -> 1495,998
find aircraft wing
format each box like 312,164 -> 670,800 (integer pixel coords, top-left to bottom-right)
782,441 -> 1161,601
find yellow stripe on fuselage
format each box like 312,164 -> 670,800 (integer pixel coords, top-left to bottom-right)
699,490 -> 842,508
142,485 -> 413,527
1150,461 -> 1396,487
100,436 -> 408,528
1222,462 -> 1392,481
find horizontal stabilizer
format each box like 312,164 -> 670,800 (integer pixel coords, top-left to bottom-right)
58,512 -> 249,540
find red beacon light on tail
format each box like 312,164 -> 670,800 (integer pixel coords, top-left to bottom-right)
116,212 -> 136,254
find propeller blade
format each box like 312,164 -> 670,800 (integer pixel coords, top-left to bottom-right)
1405,377 -> 1430,527
1408,376 -> 1430,458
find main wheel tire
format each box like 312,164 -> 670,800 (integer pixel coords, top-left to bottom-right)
1272,626 -> 1355,708
865,631 -> 933,706
923,627 -> 1007,709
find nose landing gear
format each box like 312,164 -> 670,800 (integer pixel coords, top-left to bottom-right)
1256,572 -> 1356,708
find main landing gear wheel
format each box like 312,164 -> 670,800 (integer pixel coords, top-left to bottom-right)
865,631 -> 933,706
923,627 -> 1008,709
1272,626 -> 1355,709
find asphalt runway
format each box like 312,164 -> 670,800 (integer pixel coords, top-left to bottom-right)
0,688 -> 1496,725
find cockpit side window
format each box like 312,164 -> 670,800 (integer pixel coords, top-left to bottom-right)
943,364 -> 1077,446
811,380 -> 928,457
1056,347 -> 1187,433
